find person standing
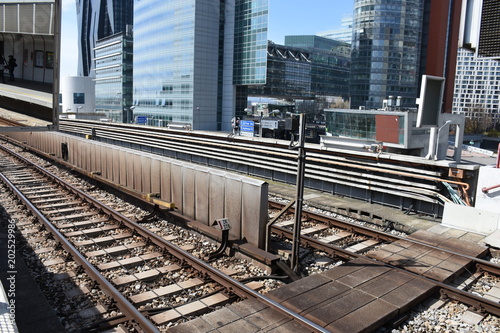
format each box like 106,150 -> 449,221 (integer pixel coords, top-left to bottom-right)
0,55 -> 5,83
7,55 -> 16,81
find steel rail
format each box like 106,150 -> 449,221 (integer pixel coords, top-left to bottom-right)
0,170 -> 161,333
57,124 -> 448,204
0,116 -> 25,127
269,200 -> 500,276
269,201 -> 500,317
0,144 -> 330,333
57,120 -> 470,208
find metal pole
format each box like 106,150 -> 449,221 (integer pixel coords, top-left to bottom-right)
52,0 -> 61,129
291,113 -> 306,273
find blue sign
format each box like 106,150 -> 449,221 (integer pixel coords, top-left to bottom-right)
240,120 -> 254,137
136,116 -> 147,124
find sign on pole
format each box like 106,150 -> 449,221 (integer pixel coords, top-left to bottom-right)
239,120 -> 254,137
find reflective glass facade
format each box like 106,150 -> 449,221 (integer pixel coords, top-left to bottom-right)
325,110 -> 405,145
77,0 -> 133,77
247,39 -> 350,99
350,0 -> 424,110
233,0 -> 268,85
133,0 -> 268,130
94,33 -> 133,123
133,0 -> 196,127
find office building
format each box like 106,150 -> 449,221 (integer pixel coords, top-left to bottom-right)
247,36 -> 350,102
94,31 -> 133,123
453,47 -> 500,121
76,0 -> 133,77
350,0 -> 463,114
132,0 -> 268,131
350,0 -> 424,110
317,14 -> 353,44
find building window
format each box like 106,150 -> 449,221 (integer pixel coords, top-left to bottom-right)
73,93 -> 85,104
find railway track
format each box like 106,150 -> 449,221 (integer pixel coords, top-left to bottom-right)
1,136 -> 499,332
267,200 -> 500,321
0,143 -> 326,332
0,115 -> 25,127
58,119 -> 474,217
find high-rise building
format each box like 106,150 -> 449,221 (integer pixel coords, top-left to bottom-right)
317,14 -> 353,44
132,0 -> 268,131
94,31 -> 133,123
453,47 -> 500,121
350,0 -> 425,110
76,0 -> 133,77
247,38 -> 350,101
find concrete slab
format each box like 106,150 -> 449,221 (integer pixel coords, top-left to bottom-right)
112,147 -> 120,184
224,173 -> 243,241
241,177 -> 268,248
357,270 -> 414,298
182,164 -> 196,220
160,159 -> 172,203
106,144 -> 114,182
281,280 -> 350,314
194,166 -> 210,224
118,148 -> 127,186
208,169 -> 226,226
141,155 -> 152,193
100,143 -> 109,179
125,151 -> 134,189
132,152 -> 143,193
442,202 -> 499,235
171,161 -> 184,215
326,298 -> 398,333
484,230 -> 500,248
336,264 -> 392,288
268,273 -> 332,303
150,157 -> 161,195
304,289 -> 375,327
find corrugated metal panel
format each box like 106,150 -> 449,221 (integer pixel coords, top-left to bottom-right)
4,5 -> 18,32
34,4 -> 52,34
19,4 -> 34,33
0,3 -> 53,35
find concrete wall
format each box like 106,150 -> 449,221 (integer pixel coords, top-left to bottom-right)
475,166 -> 500,213
4,131 -> 269,248
442,202 -> 499,235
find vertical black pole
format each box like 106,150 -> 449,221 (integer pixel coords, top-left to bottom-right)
291,113 -> 306,273
52,0 -> 61,129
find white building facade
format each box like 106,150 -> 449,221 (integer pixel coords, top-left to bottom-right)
60,76 -> 95,119
453,48 -> 500,121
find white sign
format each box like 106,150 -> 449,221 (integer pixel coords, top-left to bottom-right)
261,120 -> 278,129
213,218 -> 231,230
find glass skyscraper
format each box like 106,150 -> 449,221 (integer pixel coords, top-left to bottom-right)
94,32 -> 133,123
76,0 -> 133,77
350,0 -> 424,110
132,0 -> 268,131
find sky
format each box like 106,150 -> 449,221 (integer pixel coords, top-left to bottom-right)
60,0 -> 354,77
